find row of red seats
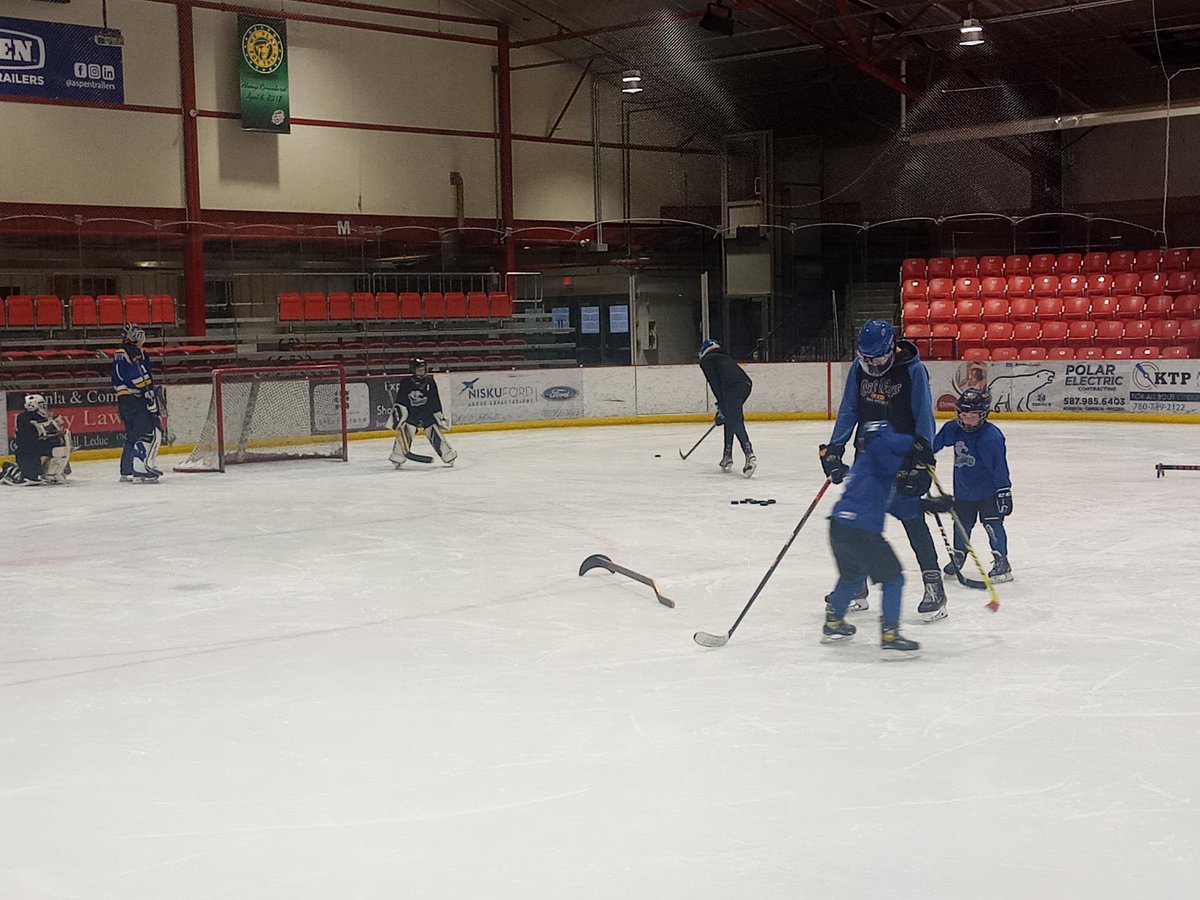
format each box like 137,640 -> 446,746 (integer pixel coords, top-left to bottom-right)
962,346 -> 1189,361
0,294 -> 177,328
297,338 -> 523,351
906,319 -> 1200,359
903,272 -> 1194,302
279,291 -> 512,322
0,344 -> 232,363
904,295 -> 1199,325
902,249 -> 1199,280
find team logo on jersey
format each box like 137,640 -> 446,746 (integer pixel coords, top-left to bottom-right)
953,441 -> 977,468
242,24 -> 284,74
859,377 -> 902,404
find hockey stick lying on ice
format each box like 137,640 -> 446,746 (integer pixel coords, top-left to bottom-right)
578,554 -> 675,608
1156,463 -> 1200,478
679,423 -> 718,460
928,469 -> 999,612
405,451 -> 435,463
694,478 -> 831,648
930,510 -> 987,591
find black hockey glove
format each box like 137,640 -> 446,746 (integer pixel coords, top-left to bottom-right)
995,488 -> 1013,517
910,436 -> 936,469
896,465 -> 932,497
714,406 -> 725,426
819,443 -> 848,484
921,492 -> 955,514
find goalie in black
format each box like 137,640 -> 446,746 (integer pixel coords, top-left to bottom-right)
389,358 -> 457,467
4,394 -> 73,485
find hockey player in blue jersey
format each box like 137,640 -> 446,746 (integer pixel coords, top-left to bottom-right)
821,421 -> 934,659
820,320 -> 948,620
111,323 -> 163,483
933,387 -> 1013,586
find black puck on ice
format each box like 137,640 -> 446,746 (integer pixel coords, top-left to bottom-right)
654,454 -> 661,458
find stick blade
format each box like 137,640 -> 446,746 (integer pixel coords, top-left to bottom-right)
693,631 -> 728,648
578,553 -> 613,577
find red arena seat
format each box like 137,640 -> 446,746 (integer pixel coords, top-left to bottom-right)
1134,249 -> 1161,272
978,256 -> 1004,277
980,276 -> 1007,300
1111,272 -> 1141,296
1082,252 -> 1109,274
903,322 -> 932,356
927,257 -> 952,278
1006,275 -> 1033,298
1048,346 -> 1075,360
1165,271 -> 1195,294
958,322 -> 986,353
927,278 -> 954,303
963,347 -> 990,361
1075,346 -> 1105,360
1061,297 -> 1090,320
1040,320 -> 1068,347
445,291 -> 468,318
1066,320 -> 1096,346
1057,252 -> 1082,275
423,292 -> 446,318
984,322 -> 1014,346
1144,295 -> 1172,318
1090,296 -> 1118,320
1140,272 -> 1166,295
1084,274 -> 1112,296
399,292 -> 422,319
1033,275 -> 1060,298
1019,346 -> 1048,360
955,299 -> 982,322
1149,319 -> 1181,347
1008,297 -> 1037,322
1030,253 -> 1057,275
98,294 -> 124,325
1108,250 -> 1136,272
1059,274 -> 1086,297
150,295 -> 176,324
981,298 -> 1008,323
903,300 -> 929,324
1115,295 -> 1147,319
1094,320 -> 1124,347
990,346 -> 1018,361
902,278 -> 928,302
1122,319 -> 1152,346
278,292 -> 302,322
1180,319 -> 1200,355
302,292 -> 327,320
1162,248 -> 1190,271
71,295 -> 99,326
5,295 -> 35,327
490,292 -> 513,318
1172,294 -> 1200,318
35,295 -> 63,328
953,277 -> 981,300
952,257 -> 978,278
928,299 -> 955,322
1161,346 -> 1190,359
1035,297 -> 1064,320
1105,346 -> 1133,359
467,291 -> 490,318
930,323 -> 957,358
1012,321 -> 1040,348
124,295 -> 151,324
352,292 -> 376,319
901,258 -> 926,279
327,292 -> 352,320
1004,254 -> 1030,276
376,292 -> 400,319
1132,346 -> 1161,359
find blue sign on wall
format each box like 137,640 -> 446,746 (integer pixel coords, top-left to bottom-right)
0,17 -> 124,103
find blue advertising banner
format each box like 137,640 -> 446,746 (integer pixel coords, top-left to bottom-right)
0,16 -> 124,103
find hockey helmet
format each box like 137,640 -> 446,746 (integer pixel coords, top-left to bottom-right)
698,338 -> 720,359
956,387 -> 992,431
24,393 -> 47,413
121,322 -> 146,346
856,320 -> 896,376
409,357 -> 427,374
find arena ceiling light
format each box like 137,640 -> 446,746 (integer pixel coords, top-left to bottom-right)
621,70 -> 643,94
959,17 -> 985,47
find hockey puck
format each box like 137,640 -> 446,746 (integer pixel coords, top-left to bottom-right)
654,454 -> 661,458
731,500 -> 738,505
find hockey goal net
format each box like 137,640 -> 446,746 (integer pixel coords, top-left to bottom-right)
175,364 -> 348,472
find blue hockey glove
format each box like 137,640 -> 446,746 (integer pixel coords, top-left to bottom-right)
819,443 -> 848,484
995,488 -> 1013,517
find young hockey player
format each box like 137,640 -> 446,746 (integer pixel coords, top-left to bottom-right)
111,323 -> 163,483
389,357 -> 457,467
5,394 -> 72,485
933,387 -> 1013,586
821,420 -> 934,659
820,319 -> 947,619
698,338 -> 756,477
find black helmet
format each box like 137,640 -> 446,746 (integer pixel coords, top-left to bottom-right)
956,387 -> 991,430
410,357 -> 427,373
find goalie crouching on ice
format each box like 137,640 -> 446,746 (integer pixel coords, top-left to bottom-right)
389,357 -> 457,468
1,394 -> 72,486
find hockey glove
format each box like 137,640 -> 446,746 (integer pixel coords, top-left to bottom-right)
995,488 -> 1013,517
921,492 -> 955,514
896,465 -> 932,497
910,436 -> 936,469
714,406 -> 725,426
819,443 -> 848,484
434,412 -> 450,432
144,391 -> 159,415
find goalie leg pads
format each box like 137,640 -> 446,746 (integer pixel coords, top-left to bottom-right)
389,424 -> 415,465
426,423 -> 457,464
0,461 -> 25,485
42,431 -> 71,482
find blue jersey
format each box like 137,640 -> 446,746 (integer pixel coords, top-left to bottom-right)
933,420 -> 1011,500
830,340 -> 935,446
831,429 -> 916,534
111,344 -> 154,397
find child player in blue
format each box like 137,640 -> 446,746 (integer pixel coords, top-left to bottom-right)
821,421 -> 936,659
933,387 -> 1013,589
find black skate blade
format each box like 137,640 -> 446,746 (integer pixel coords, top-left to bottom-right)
693,631 -> 728,648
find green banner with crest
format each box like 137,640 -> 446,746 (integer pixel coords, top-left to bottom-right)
238,15 -> 290,133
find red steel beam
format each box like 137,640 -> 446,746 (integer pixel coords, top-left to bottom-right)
176,1 -> 206,337
497,24 -> 517,283
289,0 -> 498,28
757,0 -> 916,98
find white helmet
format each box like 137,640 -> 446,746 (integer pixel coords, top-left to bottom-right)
24,394 -> 47,413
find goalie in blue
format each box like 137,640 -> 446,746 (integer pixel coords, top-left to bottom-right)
111,324 -> 163,483
389,358 -> 457,467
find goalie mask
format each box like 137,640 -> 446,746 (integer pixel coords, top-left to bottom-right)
24,393 -> 47,414
121,322 -> 146,347
410,357 -> 427,376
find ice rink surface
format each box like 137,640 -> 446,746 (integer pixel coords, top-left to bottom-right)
1,419 -> 1197,899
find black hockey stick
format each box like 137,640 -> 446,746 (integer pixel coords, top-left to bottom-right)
405,451 -> 435,464
679,423 -> 718,460
579,553 -> 675,608
1157,463 -> 1200,478
931,510 -> 987,591
928,469 -> 999,612
694,478 -> 831,648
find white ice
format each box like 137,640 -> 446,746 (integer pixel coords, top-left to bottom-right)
1,420 -> 1197,899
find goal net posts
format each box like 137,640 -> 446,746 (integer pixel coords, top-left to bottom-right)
175,364 -> 348,472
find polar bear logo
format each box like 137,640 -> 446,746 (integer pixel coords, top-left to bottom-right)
988,368 -> 1055,412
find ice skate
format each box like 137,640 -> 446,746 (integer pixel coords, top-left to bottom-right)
917,570 -> 948,623
848,580 -> 869,612
943,549 -> 965,576
719,450 -> 733,472
821,611 -> 856,643
881,626 -> 920,660
989,553 -> 1013,583
742,454 -> 757,479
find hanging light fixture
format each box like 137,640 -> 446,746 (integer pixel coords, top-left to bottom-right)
959,18 -> 984,46
621,69 -> 643,94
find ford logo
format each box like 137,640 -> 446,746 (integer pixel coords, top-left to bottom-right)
543,386 -> 577,401
0,30 -> 46,71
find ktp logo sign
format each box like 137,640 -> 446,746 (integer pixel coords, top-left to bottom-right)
1132,361 -> 1193,390
0,29 -> 45,70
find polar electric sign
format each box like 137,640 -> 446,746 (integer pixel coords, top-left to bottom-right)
0,16 -> 123,102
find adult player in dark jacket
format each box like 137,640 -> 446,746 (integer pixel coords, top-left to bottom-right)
819,320 -> 948,621
389,357 -> 456,467
821,420 -> 933,659
698,339 -> 756,477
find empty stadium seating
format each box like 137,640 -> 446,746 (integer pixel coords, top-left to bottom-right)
275,290 -> 516,324
2,292 -> 177,329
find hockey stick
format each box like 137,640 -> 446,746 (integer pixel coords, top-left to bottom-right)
578,553 -> 675,608
928,469 -> 999,612
931,510 -> 987,591
1156,463 -> 1200,478
694,478 -> 831,648
405,451 -> 435,464
679,423 -> 718,460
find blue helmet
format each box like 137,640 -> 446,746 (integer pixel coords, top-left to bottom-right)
856,320 -> 896,376
956,387 -> 991,430
699,338 -> 720,359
